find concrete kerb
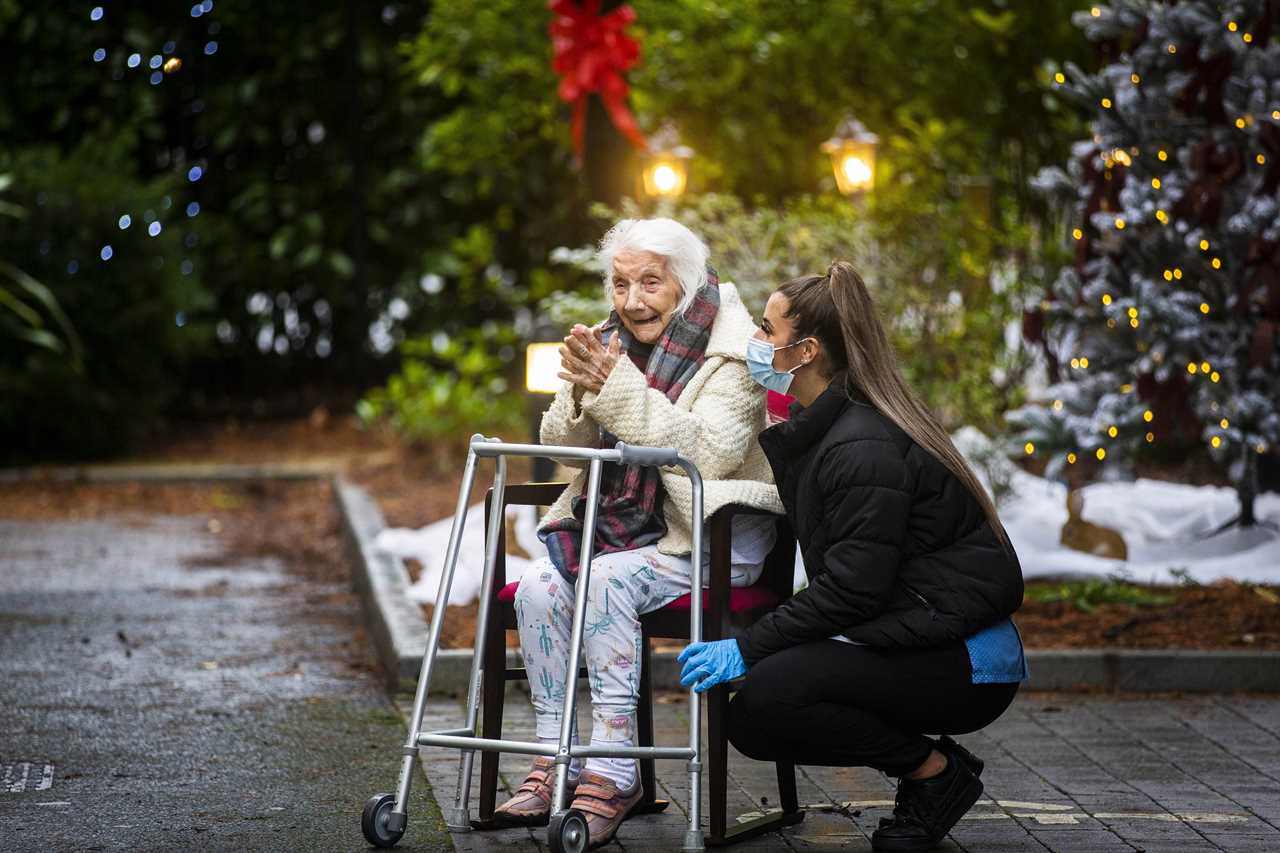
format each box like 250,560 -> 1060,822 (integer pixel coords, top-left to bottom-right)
6,461 -> 1279,694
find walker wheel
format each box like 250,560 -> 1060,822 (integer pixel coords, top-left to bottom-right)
362,793 -> 405,848
547,808 -> 590,853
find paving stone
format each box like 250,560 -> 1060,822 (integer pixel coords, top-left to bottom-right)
400,665 -> 1280,853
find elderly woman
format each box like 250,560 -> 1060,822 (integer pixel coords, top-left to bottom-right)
492,219 -> 781,847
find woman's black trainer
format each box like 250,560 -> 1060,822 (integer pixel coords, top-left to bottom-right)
871,743 -> 984,852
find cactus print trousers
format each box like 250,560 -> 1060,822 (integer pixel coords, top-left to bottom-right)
513,546 -> 693,785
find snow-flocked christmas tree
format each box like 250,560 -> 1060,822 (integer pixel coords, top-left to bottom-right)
1011,0 -> 1280,528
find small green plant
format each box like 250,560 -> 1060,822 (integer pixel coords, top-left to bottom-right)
1024,578 -> 1177,614
357,324 -> 526,447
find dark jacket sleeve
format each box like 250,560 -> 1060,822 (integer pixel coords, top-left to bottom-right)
736,438 -> 912,666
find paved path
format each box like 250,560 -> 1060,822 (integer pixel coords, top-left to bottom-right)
410,687 -> 1280,853
0,513 -> 451,852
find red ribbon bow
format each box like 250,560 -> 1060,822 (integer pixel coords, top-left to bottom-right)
549,0 -> 648,158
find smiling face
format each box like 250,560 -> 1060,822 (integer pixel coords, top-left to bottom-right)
610,250 -> 683,344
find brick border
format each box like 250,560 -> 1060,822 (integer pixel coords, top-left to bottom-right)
6,462 -> 1278,693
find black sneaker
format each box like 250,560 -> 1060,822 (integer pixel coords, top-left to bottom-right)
871,751 -> 984,852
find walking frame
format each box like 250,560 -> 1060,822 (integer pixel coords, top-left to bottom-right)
361,434 -> 712,853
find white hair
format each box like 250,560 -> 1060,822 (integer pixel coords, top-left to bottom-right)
597,218 -> 709,317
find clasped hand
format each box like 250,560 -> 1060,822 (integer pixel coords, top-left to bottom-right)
558,323 -> 621,396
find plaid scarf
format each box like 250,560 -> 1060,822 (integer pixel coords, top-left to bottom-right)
540,270 -> 721,581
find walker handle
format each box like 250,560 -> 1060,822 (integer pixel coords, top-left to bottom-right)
614,442 -> 681,468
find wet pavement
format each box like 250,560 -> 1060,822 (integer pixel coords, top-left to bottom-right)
412,683 -> 1280,852
0,513 -> 451,852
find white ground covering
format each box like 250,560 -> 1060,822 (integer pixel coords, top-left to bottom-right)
380,431 -> 1280,606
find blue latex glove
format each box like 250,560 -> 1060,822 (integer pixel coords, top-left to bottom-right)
677,639 -> 747,693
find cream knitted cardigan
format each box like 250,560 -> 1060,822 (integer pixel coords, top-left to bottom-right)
537,281 -> 784,558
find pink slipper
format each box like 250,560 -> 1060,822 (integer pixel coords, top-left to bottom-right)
491,757 -> 578,828
568,770 -> 644,849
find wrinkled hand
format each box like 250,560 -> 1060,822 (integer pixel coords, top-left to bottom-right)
677,639 -> 747,693
558,323 -> 621,396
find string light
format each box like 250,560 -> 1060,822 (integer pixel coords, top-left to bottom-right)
1163,269 -> 1174,281
1054,71 -> 1066,84
1155,209 -> 1169,224
1200,302 -> 1210,314
1199,239 -> 1210,250
1091,6 -> 1101,16
1244,33 -> 1254,44
1071,357 -> 1080,369
1072,227 -> 1084,240
1158,149 -> 1168,161
1067,452 -> 1077,464
1080,357 -> 1090,368
1121,383 -> 1133,393
1173,268 -> 1183,280
1053,399 -> 1064,411
1108,425 -> 1119,438
1114,217 -> 1125,229
1096,448 -> 1107,460
1211,370 -> 1220,382
1257,154 -> 1267,165
1128,307 -> 1138,319
1201,361 -> 1211,373
1143,410 -> 1153,422
1102,293 -> 1112,305
1212,435 -> 1222,448
1024,442 -> 1035,455
1145,432 -> 1154,443
1131,73 -> 1140,85
1102,98 -> 1113,109
1152,178 -> 1161,189
1236,117 -> 1247,129
1228,21 -> 1238,32
1211,257 -> 1222,269
1188,362 -> 1198,374
1220,418 -> 1230,428
1167,44 -> 1177,54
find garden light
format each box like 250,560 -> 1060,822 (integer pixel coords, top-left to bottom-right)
822,115 -> 878,196
641,123 -> 692,200
524,342 -> 562,394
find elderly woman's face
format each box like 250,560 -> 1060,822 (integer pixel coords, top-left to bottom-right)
611,250 -> 682,344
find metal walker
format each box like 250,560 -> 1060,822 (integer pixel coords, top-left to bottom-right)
361,434 -> 710,853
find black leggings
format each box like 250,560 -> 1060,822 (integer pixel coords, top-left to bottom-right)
727,639 -> 1019,778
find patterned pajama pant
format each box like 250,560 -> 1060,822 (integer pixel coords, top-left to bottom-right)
514,545 -> 693,786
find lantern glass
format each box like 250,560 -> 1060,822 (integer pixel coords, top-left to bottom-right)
828,142 -> 876,194
642,157 -> 688,199
525,342 -> 562,394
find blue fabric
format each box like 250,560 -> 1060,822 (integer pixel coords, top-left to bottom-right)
965,617 -> 1028,684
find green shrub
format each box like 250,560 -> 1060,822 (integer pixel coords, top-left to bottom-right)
357,324 -> 526,447
0,140 -> 213,460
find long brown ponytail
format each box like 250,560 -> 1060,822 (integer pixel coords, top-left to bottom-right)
778,261 -> 1011,549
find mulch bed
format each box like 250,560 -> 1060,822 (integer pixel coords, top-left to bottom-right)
8,413 -> 1278,651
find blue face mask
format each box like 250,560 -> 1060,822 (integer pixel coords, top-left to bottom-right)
746,336 -> 811,394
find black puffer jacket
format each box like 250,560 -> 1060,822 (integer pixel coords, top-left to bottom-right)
736,385 -> 1024,666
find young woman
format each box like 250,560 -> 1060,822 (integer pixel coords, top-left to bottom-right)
678,262 -> 1027,852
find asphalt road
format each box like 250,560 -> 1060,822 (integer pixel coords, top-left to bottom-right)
0,512 -> 451,852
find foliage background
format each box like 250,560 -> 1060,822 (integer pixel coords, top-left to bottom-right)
1,1 -> 1097,459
